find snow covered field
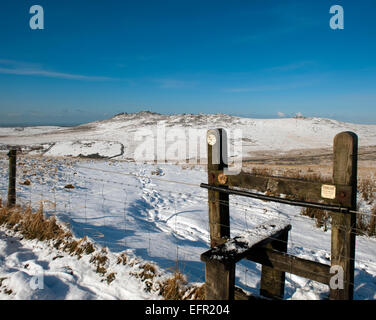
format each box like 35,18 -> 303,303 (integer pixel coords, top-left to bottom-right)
0,155 -> 375,300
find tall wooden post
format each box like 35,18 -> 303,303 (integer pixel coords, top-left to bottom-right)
205,129 -> 234,299
207,129 -> 230,247
330,132 -> 358,300
7,149 -> 17,208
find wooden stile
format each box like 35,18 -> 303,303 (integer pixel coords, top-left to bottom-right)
201,129 -> 359,301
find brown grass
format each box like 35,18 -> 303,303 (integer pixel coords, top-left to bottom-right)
183,283 -> 205,300
358,178 -> 376,204
357,204 -> 376,237
90,251 -> 109,275
301,207 -> 330,231
106,272 -> 116,284
116,252 -> 127,265
20,179 -> 31,186
159,270 -> 188,300
0,205 -> 70,241
0,277 -> 6,287
130,262 -> 158,292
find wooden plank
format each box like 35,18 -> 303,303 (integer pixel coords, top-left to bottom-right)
330,132 -> 358,300
201,223 -> 291,263
204,260 -> 235,300
207,129 -> 230,248
260,228 -> 288,299
211,170 -> 353,207
247,248 -> 331,285
7,149 -> 17,208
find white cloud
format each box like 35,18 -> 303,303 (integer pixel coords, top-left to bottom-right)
277,112 -> 285,117
0,59 -> 114,81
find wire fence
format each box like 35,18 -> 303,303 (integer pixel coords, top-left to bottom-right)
0,152 -> 375,299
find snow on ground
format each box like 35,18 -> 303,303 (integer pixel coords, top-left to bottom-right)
1,113 -> 376,161
0,226 -> 160,300
1,156 -> 375,300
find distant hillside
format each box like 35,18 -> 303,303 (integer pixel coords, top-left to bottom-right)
0,112 -> 375,161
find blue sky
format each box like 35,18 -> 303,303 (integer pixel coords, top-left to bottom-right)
0,0 -> 375,125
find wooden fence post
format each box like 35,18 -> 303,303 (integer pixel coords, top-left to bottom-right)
205,128 -> 234,299
260,228 -> 288,299
205,260 -> 235,300
330,132 -> 358,300
7,149 -> 17,208
207,129 -> 230,247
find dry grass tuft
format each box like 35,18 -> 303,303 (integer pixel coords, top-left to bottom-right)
106,272 -> 116,284
301,207 -> 330,231
21,207 -> 68,241
159,270 -> 188,300
358,178 -> 376,204
20,179 -> 31,186
82,241 -> 95,255
64,184 -> 75,189
130,262 -> 158,292
116,252 -> 127,265
0,277 -> 6,287
357,204 -> 376,237
0,205 -> 69,241
183,283 -> 205,300
90,252 -> 108,275
4,288 -> 12,295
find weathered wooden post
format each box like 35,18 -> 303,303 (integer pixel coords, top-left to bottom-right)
7,149 -> 17,208
207,129 -> 230,247
330,132 -> 358,300
259,229 -> 289,299
205,129 -> 234,299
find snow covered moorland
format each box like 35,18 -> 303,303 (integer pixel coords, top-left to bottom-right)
1,111 -> 376,160
0,112 -> 376,300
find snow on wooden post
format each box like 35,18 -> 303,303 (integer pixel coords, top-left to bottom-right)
330,132 -> 358,300
206,128 -> 234,299
7,149 -> 17,208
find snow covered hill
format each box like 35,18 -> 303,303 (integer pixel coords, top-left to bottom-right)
1,112 -> 375,161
